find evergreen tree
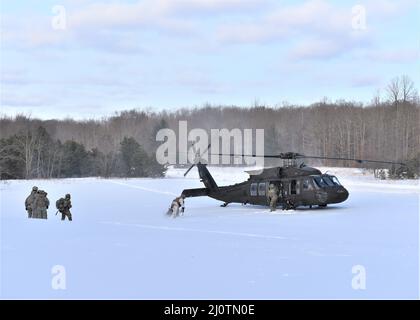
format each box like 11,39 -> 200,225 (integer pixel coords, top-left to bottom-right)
120,137 -> 149,177
60,140 -> 89,177
0,136 -> 26,179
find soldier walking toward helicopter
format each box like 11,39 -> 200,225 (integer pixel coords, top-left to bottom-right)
267,183 -> 279,212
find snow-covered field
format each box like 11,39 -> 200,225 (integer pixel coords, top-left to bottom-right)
1,166 -> 419,299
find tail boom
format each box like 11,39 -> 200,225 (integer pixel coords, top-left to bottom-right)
181,187 -> 209,198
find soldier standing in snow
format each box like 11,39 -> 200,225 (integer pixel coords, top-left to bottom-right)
267,183 -> 279,212
56,194 -> 72,221
33,190 -> 49,219
25,186 -> 38,218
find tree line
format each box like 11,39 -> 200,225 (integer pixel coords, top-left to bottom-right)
1,76 -> 419,179
0,126 -> 165,179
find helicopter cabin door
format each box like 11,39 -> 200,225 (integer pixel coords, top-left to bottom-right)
289,179 -> 301,197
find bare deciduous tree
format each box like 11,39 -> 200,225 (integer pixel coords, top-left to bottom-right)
386,77 -> 400,105
401,75 -> 417,103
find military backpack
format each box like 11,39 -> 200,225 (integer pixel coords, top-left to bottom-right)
56,198 -> 65,211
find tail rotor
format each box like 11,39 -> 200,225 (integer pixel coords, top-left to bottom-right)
183,143 -> 211,177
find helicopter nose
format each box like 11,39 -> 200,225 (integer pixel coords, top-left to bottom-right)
336,187 -> 349,202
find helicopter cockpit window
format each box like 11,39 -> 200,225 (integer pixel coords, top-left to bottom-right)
331,176 -> 341,186
314,176 -> 335,187
322,176 -> 335,186
258,182 -> 266,196
313,177 -> 327,188
250,183 -> 258,196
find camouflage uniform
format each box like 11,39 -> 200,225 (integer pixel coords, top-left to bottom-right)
57,194 -> 72,221
267,183 -> 279,212
33,190 -> 49,219
169,198 -> 180,217
167,197 -> 185,218
25,186 -> 38,218
178,197 -> 185,216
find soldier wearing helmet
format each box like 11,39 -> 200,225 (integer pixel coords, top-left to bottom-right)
56,193 -> 72,221
25,186 -> 38,218
267,183 -> 279,212
32,190 -> 49,219
167,196 -> 185,218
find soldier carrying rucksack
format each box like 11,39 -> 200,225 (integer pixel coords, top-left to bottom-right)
166,196 -> 185,218
56,194 -> 72,221
32,190 -> 49,219
25,186 -> 38,218
267,183 -> 279,212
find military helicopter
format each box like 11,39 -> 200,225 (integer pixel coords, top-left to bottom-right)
180,146 -> 405,210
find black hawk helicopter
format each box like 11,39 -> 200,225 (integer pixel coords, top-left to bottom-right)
180,146 -> 405,210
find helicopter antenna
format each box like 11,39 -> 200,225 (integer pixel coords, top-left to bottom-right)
183,143 -> 211,177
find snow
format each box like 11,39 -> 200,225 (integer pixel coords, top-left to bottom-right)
0,167 -> 419,299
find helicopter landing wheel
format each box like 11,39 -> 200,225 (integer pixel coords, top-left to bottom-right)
221,202 -> 229,207
318,204 -> 327,208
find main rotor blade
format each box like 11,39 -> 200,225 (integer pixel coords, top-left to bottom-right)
183,164 -> 195,177
299,155 -> 406,166
209,153 -> 282,158
209,153 -> 405,166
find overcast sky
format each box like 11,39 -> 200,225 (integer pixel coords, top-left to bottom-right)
1,0 -> 419,119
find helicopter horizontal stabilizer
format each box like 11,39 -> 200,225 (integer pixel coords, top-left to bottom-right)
181,187 -> 209,198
